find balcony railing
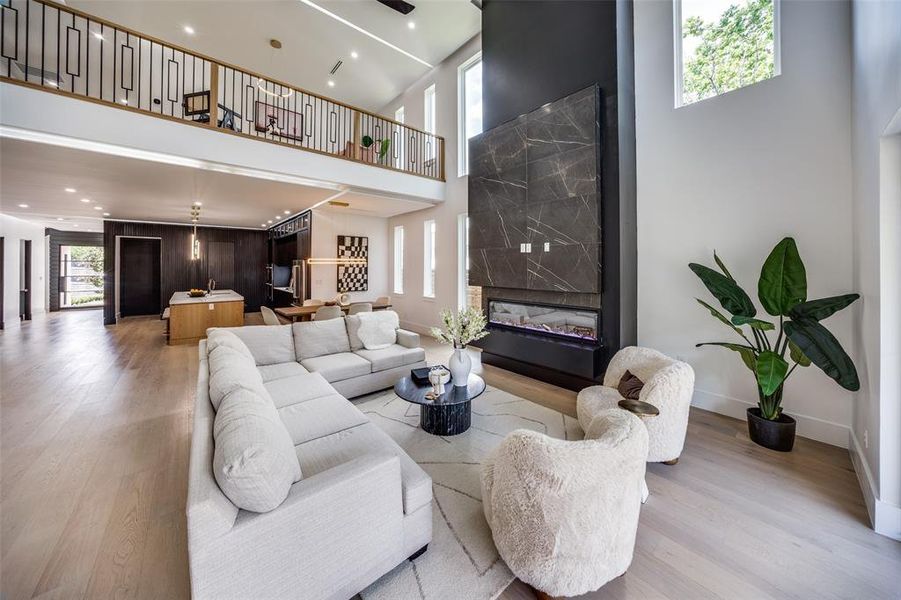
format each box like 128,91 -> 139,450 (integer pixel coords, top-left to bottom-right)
0,0 -> 445,181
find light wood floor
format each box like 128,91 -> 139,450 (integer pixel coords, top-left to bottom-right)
1,311 -> 898,600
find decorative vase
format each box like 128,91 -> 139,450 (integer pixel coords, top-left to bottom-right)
448,346 -> 471,387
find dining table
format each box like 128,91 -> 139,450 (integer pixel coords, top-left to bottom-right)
274,302 -> 392,323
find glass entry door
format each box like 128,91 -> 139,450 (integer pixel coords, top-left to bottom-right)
60,245 -> 104,308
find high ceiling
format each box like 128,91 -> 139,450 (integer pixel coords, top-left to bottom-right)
68,0 -> 480,111
0,138 -> 432,232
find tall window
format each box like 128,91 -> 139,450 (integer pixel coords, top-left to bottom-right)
423,219 -> 436,298
424,84 -> 437,160
395,106 -> 405,169
393,225 -> 404,294
675,0 -> 780,107
60,245 -> 104,308
457,214 -> 470,309
457,53 -> 483,176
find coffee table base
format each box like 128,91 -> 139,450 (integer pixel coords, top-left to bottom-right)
420,399 -> 471,436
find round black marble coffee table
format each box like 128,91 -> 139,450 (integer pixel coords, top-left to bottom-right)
394,373 -> 486,435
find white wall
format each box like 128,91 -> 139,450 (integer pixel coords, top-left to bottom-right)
1,214 -> 47,326
849,0 -> 901,538
310,209 -> 389,304
634,0 -> 855,447
382,35 -> 481,332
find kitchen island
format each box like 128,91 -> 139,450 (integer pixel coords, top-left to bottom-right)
167,290 -> 244,345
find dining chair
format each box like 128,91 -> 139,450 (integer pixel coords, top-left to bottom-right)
260,306 -> 282,326
375,296 -> 391,306
348,302 -> 372,315
303,299 -> 324,307
313,305 -> 343,321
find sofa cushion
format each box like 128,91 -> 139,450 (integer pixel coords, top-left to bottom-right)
264,373 -> 337,409
213,388 -> 302,512
277,393 -> 369,445
354,344 -> 426,372
345,314 -> 364,351
220,325 -> 296,366
293,318 -> 351,360
206,329 -> 254,361
301,352 -> 372,383
208,345 -> 269,412
295,422 -> 432,515
257,362 -> 309,383
357,311 -> 399,350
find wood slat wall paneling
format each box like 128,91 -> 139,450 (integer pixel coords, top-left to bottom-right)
103,221 -> 267,325
45,228 -> 104,312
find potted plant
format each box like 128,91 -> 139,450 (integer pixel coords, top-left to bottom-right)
689,237 -> 859,451
361,135 -> 391,164
430,307 -> 489,387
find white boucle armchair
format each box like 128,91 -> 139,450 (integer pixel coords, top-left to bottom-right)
481,410 -> 649,598
577,346 -> 695,464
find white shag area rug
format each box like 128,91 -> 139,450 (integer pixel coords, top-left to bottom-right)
355,385 -> 583,600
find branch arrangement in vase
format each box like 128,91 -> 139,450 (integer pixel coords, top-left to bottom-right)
430,307 -> 489,387
689,237 -> 859,447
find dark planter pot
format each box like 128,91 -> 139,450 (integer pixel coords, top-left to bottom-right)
747,407 -> 796,452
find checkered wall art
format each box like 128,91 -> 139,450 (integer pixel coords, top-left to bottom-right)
337,235 -> 369,292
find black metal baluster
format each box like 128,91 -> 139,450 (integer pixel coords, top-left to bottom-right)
24,0 -> 28,82
99,22 -> 103,101
40,2 -> 44,85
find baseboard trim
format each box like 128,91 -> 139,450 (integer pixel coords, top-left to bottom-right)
849,429 -> 901,540
691,388 -> 849,448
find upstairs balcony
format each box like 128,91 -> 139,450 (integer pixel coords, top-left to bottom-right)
0,0 -> 445,183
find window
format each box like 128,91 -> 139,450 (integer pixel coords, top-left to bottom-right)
674,0 -> 780,107
423,219 -> 436,298
395,106 -> 405,169
393,226 -> 404,294
424,84 -> 436,160
457,214 -> 476,309
457,53 -> 483,176
60,245 -> 104,308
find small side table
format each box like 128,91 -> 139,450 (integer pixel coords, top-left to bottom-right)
617,398 -> 659,504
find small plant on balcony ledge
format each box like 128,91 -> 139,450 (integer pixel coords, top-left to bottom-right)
689,237 -> 859,452
361,135 -> 391,164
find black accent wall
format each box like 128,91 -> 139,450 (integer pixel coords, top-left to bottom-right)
45,228 -> 103,312
103,221 -> 268,325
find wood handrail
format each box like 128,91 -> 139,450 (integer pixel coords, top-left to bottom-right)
34,0 -> 444,143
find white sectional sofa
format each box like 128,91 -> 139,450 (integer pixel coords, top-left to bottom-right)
187,314 -> 432,600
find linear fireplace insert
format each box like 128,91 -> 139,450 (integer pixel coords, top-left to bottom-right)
488,300 -> 599,343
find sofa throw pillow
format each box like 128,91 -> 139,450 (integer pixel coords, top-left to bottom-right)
344,314 -> 364,351
208,345 -> 270,411
617,370 -> 645,401
293,317 -> 351,360
213,388 -> 302,512
222,325 -> 296,366
206,329 -> 254,361
357,310 -> 399,350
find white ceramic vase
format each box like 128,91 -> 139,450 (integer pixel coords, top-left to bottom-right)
448,346 -> 471,387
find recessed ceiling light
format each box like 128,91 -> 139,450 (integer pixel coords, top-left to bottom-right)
193,201 -> 202,206
93,206 -> 103,210
327,80 -> 335,87
103,212 -> 110,216
276,216 -> 282,220
183,25 -> 195,35
57,217 -> 65,221
267,219 -> 273,224
80,198 -> 91,203
93,32 -> 103,41
351,51 -> 359,59
261,223 -> 266,227
407,20 -> 415,29
17,203 -> 28,208
65,188 -> 76,193
73,223 -> 79,227
284,210 -> 291,214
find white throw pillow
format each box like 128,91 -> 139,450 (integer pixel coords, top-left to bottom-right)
344,314 -> 364,351
206,329 -> 254,361
357,311 -> 399,350
213,388 -> 302,512
208,345 -> 270,411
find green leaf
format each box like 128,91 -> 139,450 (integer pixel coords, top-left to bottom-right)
784,319 -> 860,391
689,263 -> 756,317
788,294 -> 859,322
379,138 -> 391,159
756,351 -> 789,396
714,251 -> 735,281
758,237 -> 807,316
696,299 -> 743,335
731,315 -> 775,330
361,135 -> 374,148
696,342 -> 757,372
788,339 -> 811,367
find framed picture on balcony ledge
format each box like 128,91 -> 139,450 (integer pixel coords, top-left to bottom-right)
254,101 -> 303,142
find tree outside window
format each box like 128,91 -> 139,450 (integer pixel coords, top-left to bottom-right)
678,0 -> 779,106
